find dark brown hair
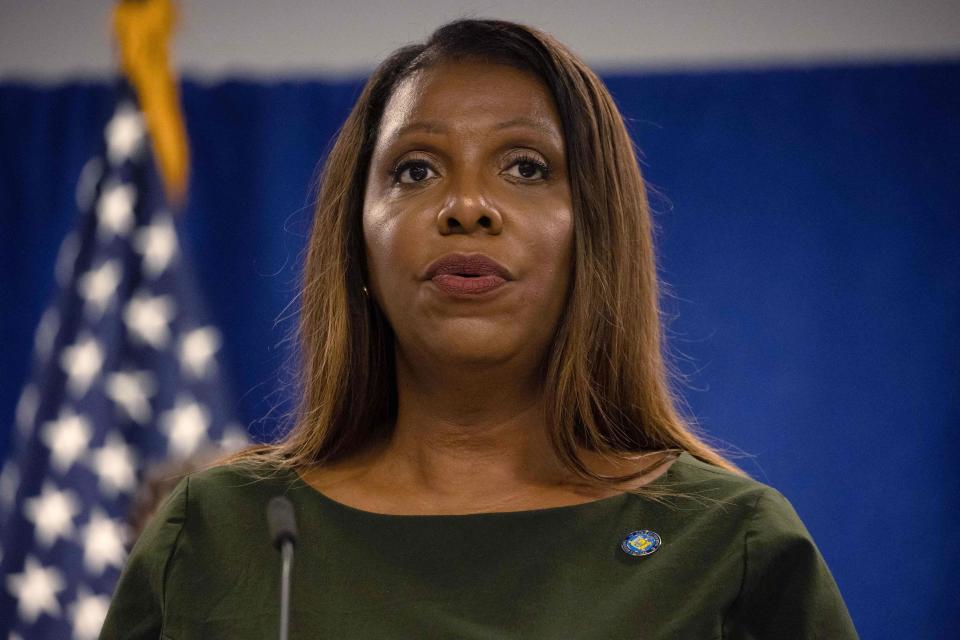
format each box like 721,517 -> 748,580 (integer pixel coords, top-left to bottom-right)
238,18 -> 744,490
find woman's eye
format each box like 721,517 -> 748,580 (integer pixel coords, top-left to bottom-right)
392,156 -> 550,185
393,160 -> 437,184
504,157 -> 550,181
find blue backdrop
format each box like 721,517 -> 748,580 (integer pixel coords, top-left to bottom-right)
2,62 -> 957,638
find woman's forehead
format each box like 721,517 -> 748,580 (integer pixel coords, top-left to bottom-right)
376,62 -> 563,147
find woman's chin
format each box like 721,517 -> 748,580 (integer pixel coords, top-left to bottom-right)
399,332 -> 529,370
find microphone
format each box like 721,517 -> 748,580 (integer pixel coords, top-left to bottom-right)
267,496 -> 298,640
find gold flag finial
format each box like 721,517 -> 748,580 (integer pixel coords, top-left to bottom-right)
112,0 -> 189,206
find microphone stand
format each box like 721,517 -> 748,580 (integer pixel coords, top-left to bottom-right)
267,496 -> 299,640
279,538 -> 293,640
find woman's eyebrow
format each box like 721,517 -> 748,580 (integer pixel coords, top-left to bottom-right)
388,116 -> 561,143
493,116 -> 560,140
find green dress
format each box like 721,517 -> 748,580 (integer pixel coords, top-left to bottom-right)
100,452 -> 858,639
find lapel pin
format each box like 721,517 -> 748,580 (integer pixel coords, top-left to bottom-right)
621,529 -> 661,557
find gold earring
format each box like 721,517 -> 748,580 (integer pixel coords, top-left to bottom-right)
362,285 -> 369,296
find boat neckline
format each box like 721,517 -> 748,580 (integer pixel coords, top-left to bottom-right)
291,451 -> 692,520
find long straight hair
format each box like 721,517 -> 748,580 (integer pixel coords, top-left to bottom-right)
239,18 -> 745,489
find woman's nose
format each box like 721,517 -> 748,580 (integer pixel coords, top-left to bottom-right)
436,174 -> 504,235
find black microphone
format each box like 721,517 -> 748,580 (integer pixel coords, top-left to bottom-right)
267,496 -> 298,640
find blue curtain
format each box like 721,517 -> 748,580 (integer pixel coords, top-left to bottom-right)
2,62 -> 957,639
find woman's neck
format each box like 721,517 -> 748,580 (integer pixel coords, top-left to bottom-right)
299,351 -> 678,515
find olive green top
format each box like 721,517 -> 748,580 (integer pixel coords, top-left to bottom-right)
100,452 -> 858,639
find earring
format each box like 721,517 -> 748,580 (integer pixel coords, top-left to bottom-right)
361,285 -> 369,297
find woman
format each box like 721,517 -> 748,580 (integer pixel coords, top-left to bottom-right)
102,18 -> 858,639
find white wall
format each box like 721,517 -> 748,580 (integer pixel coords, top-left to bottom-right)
2,0 -> 959,80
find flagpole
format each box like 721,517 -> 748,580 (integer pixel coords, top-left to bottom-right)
112,0 -> 190,209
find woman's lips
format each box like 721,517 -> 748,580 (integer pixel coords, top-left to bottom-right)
430,274 -> 507,296
423,252 -> 513,297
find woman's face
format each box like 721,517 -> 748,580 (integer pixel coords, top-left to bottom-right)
363,61 -> 574,370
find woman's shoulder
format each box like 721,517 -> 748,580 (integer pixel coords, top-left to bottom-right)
120,460 -> 301,548
101,462 -> 299,637
658,453 -> 860,631
169,460 -> 303,518
659,452 -> 812,535
121,461 -> 300,569
667,451 -> 773,498
185,459 -> 294,491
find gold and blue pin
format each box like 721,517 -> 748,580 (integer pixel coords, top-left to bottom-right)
621,529 -> 661,557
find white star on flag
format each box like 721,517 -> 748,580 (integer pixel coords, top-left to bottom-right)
133,213 -> 179,278
220,423 -> 251,453
69,588 -> 112,640
41,408 -> 93,474
5,556 -> 65,624
80,509 -> 127,576
123,291 -> 176,349
96,182 -> 136,241
104,104 -> 145,165
160,393 -> 211,458
60,333 -> 104,398
87,434 -> 137,497
78,259 -> 122,321
179,326 -> 222,378
23,483 -> 80,548
105,369 -> 157,424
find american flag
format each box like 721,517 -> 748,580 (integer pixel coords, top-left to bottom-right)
0,82 -> 246,638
